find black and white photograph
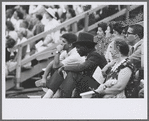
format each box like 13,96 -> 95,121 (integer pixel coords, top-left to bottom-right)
2,1 -> 147,120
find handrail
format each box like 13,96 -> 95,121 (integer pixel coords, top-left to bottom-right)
11,5 -> 107,51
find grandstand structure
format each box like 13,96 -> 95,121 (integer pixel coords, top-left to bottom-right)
6,5 -> 144,95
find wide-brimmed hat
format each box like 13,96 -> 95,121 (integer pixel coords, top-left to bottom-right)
73,32 -> 97,46
45,7 -> 56,19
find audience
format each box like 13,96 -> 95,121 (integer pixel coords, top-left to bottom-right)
42,32 -> 107,98
5,5 -> 144,98
38,32 -> 86,98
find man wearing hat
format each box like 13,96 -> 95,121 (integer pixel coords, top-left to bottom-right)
37,33 -> 85,98
42,32 -> 107,98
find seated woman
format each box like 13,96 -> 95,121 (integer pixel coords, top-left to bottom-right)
94,37 -> 135,98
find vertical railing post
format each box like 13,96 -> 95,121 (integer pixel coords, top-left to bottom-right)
15,45 -> 23,90
84,12 -> 89,32
126,5 -> 130,25
72,21 -> 78,33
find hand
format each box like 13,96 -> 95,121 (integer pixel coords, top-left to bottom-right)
56,44 -> 64,52
95,84 -> 105,94
58,66 -> 64,73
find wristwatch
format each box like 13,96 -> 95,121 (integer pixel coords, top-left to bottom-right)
56,51 -> 60,54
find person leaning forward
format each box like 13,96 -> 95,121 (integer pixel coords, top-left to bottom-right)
43,32 -> 107,98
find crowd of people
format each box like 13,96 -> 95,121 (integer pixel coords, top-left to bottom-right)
5,5 -> 144,98
35,22 -> 144,98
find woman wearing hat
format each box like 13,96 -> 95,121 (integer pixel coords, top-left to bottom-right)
42,32 -> 107,98
42,7 -> 61,46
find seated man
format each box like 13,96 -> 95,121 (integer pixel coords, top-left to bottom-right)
35,33 -> 85,94
43,32 -> 107,98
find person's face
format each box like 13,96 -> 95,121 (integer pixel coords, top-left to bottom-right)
13,11 -> 18,20
75,44 -> 88,56
110,42 -> 120,59
105,26 -> 111,38
125,27 -> 137,46
60,37 -> 69,50
97,27 -> 104,39
66,11 -> 71,19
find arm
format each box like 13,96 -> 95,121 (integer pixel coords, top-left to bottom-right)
42,60 -> 54,82
64,54 -> 99,72
129,46 -> 141,63
53,45 -> 64,68
96,67 -> 132,95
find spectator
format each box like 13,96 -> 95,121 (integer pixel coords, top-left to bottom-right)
65,8 -> 76,32
6,8 -> 15,21
20,20 -> 36,56
11,9 -> 24,31
6,20 -> 18,42
105,21 -> 124,62
95,38 -> 135,98
94,22 -> 107,55
42,32 -> 107,98
32,14 -> 44,37
38,33 -> 85,98
41,7 -> 60,46
126,24 -> 144,70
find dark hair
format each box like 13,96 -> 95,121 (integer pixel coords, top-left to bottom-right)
113,22 -> 123,35
61,32 -> 77,44
6,37 -> 16,48
115,38 -> 129,56
60,27 -> 66,33
67,8 -> 76,17
98,22 -> 107,34
20,5 -> 29,14
6,20 -> 14,31
16,9 -> 24,19
107,22 -> 114,34
129,24 -> 144,39
6,8 -> 15,19
36,14 -> 43,21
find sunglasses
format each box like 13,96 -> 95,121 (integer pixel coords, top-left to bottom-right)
126,32 -> 135,35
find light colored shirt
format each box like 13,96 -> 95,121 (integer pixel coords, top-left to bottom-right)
61,48 -> 86,66
43,19 -> 61,44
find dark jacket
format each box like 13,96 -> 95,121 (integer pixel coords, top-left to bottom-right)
64,49 -> 107,77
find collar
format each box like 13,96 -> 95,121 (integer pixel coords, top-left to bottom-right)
87,49 -> 96,58
133,39 -> 143,50
67,48 -> 77,56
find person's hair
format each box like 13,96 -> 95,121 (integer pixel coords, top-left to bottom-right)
113,22 -> 123,35
107,22 -> 114,34
60,27 -> 66,33
6,8 -> 15,19
22,20 -> 29,29
36,14 -> 43,21
6,37 -> 16,48
122,25 -> 128,35
67,8 -> 76,17
16,9 -> 24,19
98,22 -> 107,34
115,38 -> 129,56
20,5 -> 29,14
61,32 -> 77,44
129,24 -> 144,39
6,20 -> 14,31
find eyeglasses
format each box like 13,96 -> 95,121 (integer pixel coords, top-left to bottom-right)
126,32 -> 135,35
